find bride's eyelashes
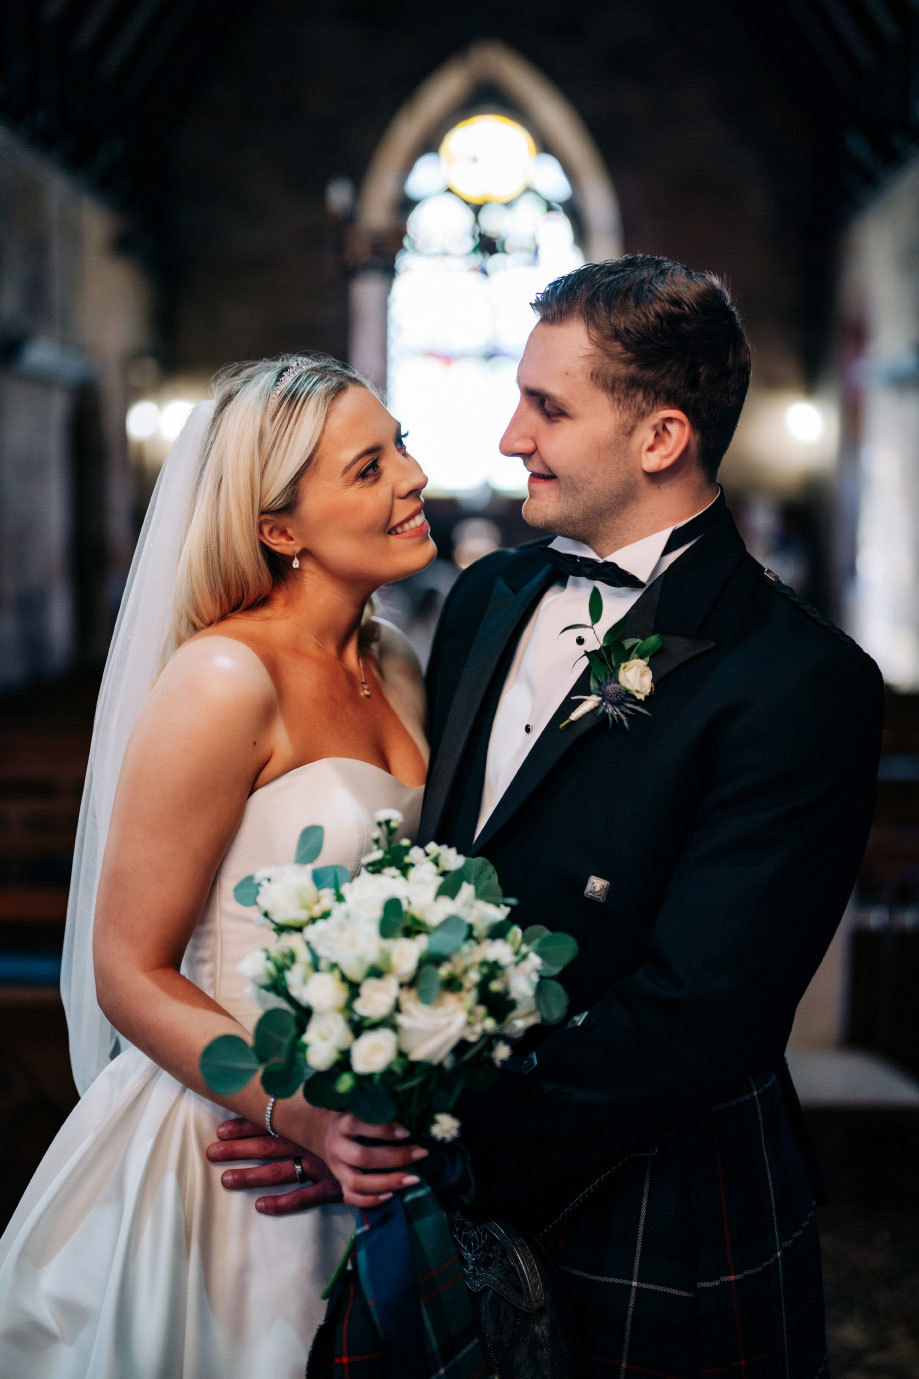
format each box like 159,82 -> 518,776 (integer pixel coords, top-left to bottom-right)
356,427 -> 410,481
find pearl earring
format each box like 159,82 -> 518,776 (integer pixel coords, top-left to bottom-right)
291,550 -> 300,569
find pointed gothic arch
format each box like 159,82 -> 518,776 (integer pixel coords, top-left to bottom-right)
348,39 -> 622,389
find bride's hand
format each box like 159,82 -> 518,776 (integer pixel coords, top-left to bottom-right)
319,1111 -> 429,1208
206,1117 -> 343,1215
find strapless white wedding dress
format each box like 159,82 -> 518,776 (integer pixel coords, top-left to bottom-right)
0,758 -> 423,1379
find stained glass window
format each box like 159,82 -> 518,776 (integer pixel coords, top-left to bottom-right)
387,114 -> 583,496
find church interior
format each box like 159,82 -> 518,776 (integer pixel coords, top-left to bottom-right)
1,1 -> 917,1369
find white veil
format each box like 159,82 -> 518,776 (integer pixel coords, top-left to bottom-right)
61,401 -> 215,1095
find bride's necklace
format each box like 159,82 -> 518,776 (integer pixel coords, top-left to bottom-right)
283,616 -> 372,699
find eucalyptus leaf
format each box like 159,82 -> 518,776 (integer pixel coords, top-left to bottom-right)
426,913 -> 469,959
312,864 -> 349,894
254,1008 -> 297,1062
487,919 -> 512,940
199,1035 -> 259,1094
522,925 -> 550,944
634,633 -> 662,660
380,897 -> 405,939
303,1068 -> 348,1111
622,638 -> 641,651
533,932 -> 579,971
348,1081 -> 397,1125
462,856 -> 503,903
295,825 -> 324,866
588,586 -> 603,625
260,1050 -> 304,1099
416,964 -> 441,1005
233,875 -> 259,907
536,978 -> 569,1024
436,869 -> 465,901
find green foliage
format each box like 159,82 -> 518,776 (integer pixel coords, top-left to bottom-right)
426,913 -> 469,960
312,864 -> 349,894
233,875 -> 259,907
380,897 -> 405,938
436,868 -> 465,900
254,1008 -> 297,1063
522,925 -> 550,944
536,978 -> 569,1024
588,586 -> 603,625
634,634 -> 662,660
199,1035 -> 259,1094
303,1068 -> 348,1111
532,932 -> 579,976
462,856 -> 503,903
295,825 -> 324,865
416,963 -> 441,1005
349,1080 -> 397,1125
261,1044 -> 305,1098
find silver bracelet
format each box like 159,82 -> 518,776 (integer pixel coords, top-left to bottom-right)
265,1096 -> 281,1139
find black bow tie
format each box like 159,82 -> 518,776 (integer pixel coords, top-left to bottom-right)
545,489 -> 727,591
544,549 -> 645,588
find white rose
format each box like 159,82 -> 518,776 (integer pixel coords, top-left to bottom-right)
238,948 -> 273,987
618,658 -> 654,700
284,962 -> 315,1004
309,917 -> 381,983
354,974 -> 400,1019
304,1039 -> 339,1071
396,990 -> 468,1064
305,1009 -> 353,1059
254,864 -> 319,926
302,970 -> 348,1012
350,1027 -> 398,1074
388,937 -> 422,980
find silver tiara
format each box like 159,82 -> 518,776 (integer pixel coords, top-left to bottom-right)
272,359 -> 311,396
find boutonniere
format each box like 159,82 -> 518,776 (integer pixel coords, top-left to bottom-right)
560,585 -> 662,729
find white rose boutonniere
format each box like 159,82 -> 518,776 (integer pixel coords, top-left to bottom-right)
560,585 -> 662,729
618,658 -> 654,700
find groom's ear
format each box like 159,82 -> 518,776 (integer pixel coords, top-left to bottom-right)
257,512 -> 296,555
639,408 -> 693,475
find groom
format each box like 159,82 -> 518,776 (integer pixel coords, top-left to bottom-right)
213,256 -> 883,1375
414,255 -> 883,1374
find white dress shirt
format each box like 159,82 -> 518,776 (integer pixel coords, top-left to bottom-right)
475,495 -> 719,836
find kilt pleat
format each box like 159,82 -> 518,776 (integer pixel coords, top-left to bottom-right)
541,1072 -> 829,1378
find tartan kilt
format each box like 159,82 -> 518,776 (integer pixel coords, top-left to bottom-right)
539,1070 -> 828,1378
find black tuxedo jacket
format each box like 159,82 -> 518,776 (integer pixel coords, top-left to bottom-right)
420,506 -> 884,1227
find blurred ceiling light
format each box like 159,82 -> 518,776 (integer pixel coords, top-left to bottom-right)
439,114 -> 536,204
784,400 -> 825,444
126,399 -> 160,440
160,399 -> 195,441
405,152 -> 448,201
530,153 -> 572,202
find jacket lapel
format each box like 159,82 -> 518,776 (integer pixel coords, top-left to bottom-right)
471,516 -> 746,854
419,557 -> 556,842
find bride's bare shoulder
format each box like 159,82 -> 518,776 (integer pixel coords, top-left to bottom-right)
149,629 -> 279,724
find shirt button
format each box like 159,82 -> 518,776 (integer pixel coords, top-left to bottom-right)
576,635 -> 585,645
524,724 -> 532,734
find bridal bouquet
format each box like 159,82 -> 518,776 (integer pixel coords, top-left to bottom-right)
200,809 -> 578,1140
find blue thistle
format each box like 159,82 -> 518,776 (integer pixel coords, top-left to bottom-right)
595,675 -> 651,729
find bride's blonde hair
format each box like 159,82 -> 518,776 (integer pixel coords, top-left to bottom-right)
169,353 -> 370,653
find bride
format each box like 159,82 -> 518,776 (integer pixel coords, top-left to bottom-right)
0,355 -> 440,1377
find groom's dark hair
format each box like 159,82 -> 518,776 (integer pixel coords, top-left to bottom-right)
532,255 -> 752,480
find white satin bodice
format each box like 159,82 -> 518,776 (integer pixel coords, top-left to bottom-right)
183,757 -> 424,1030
